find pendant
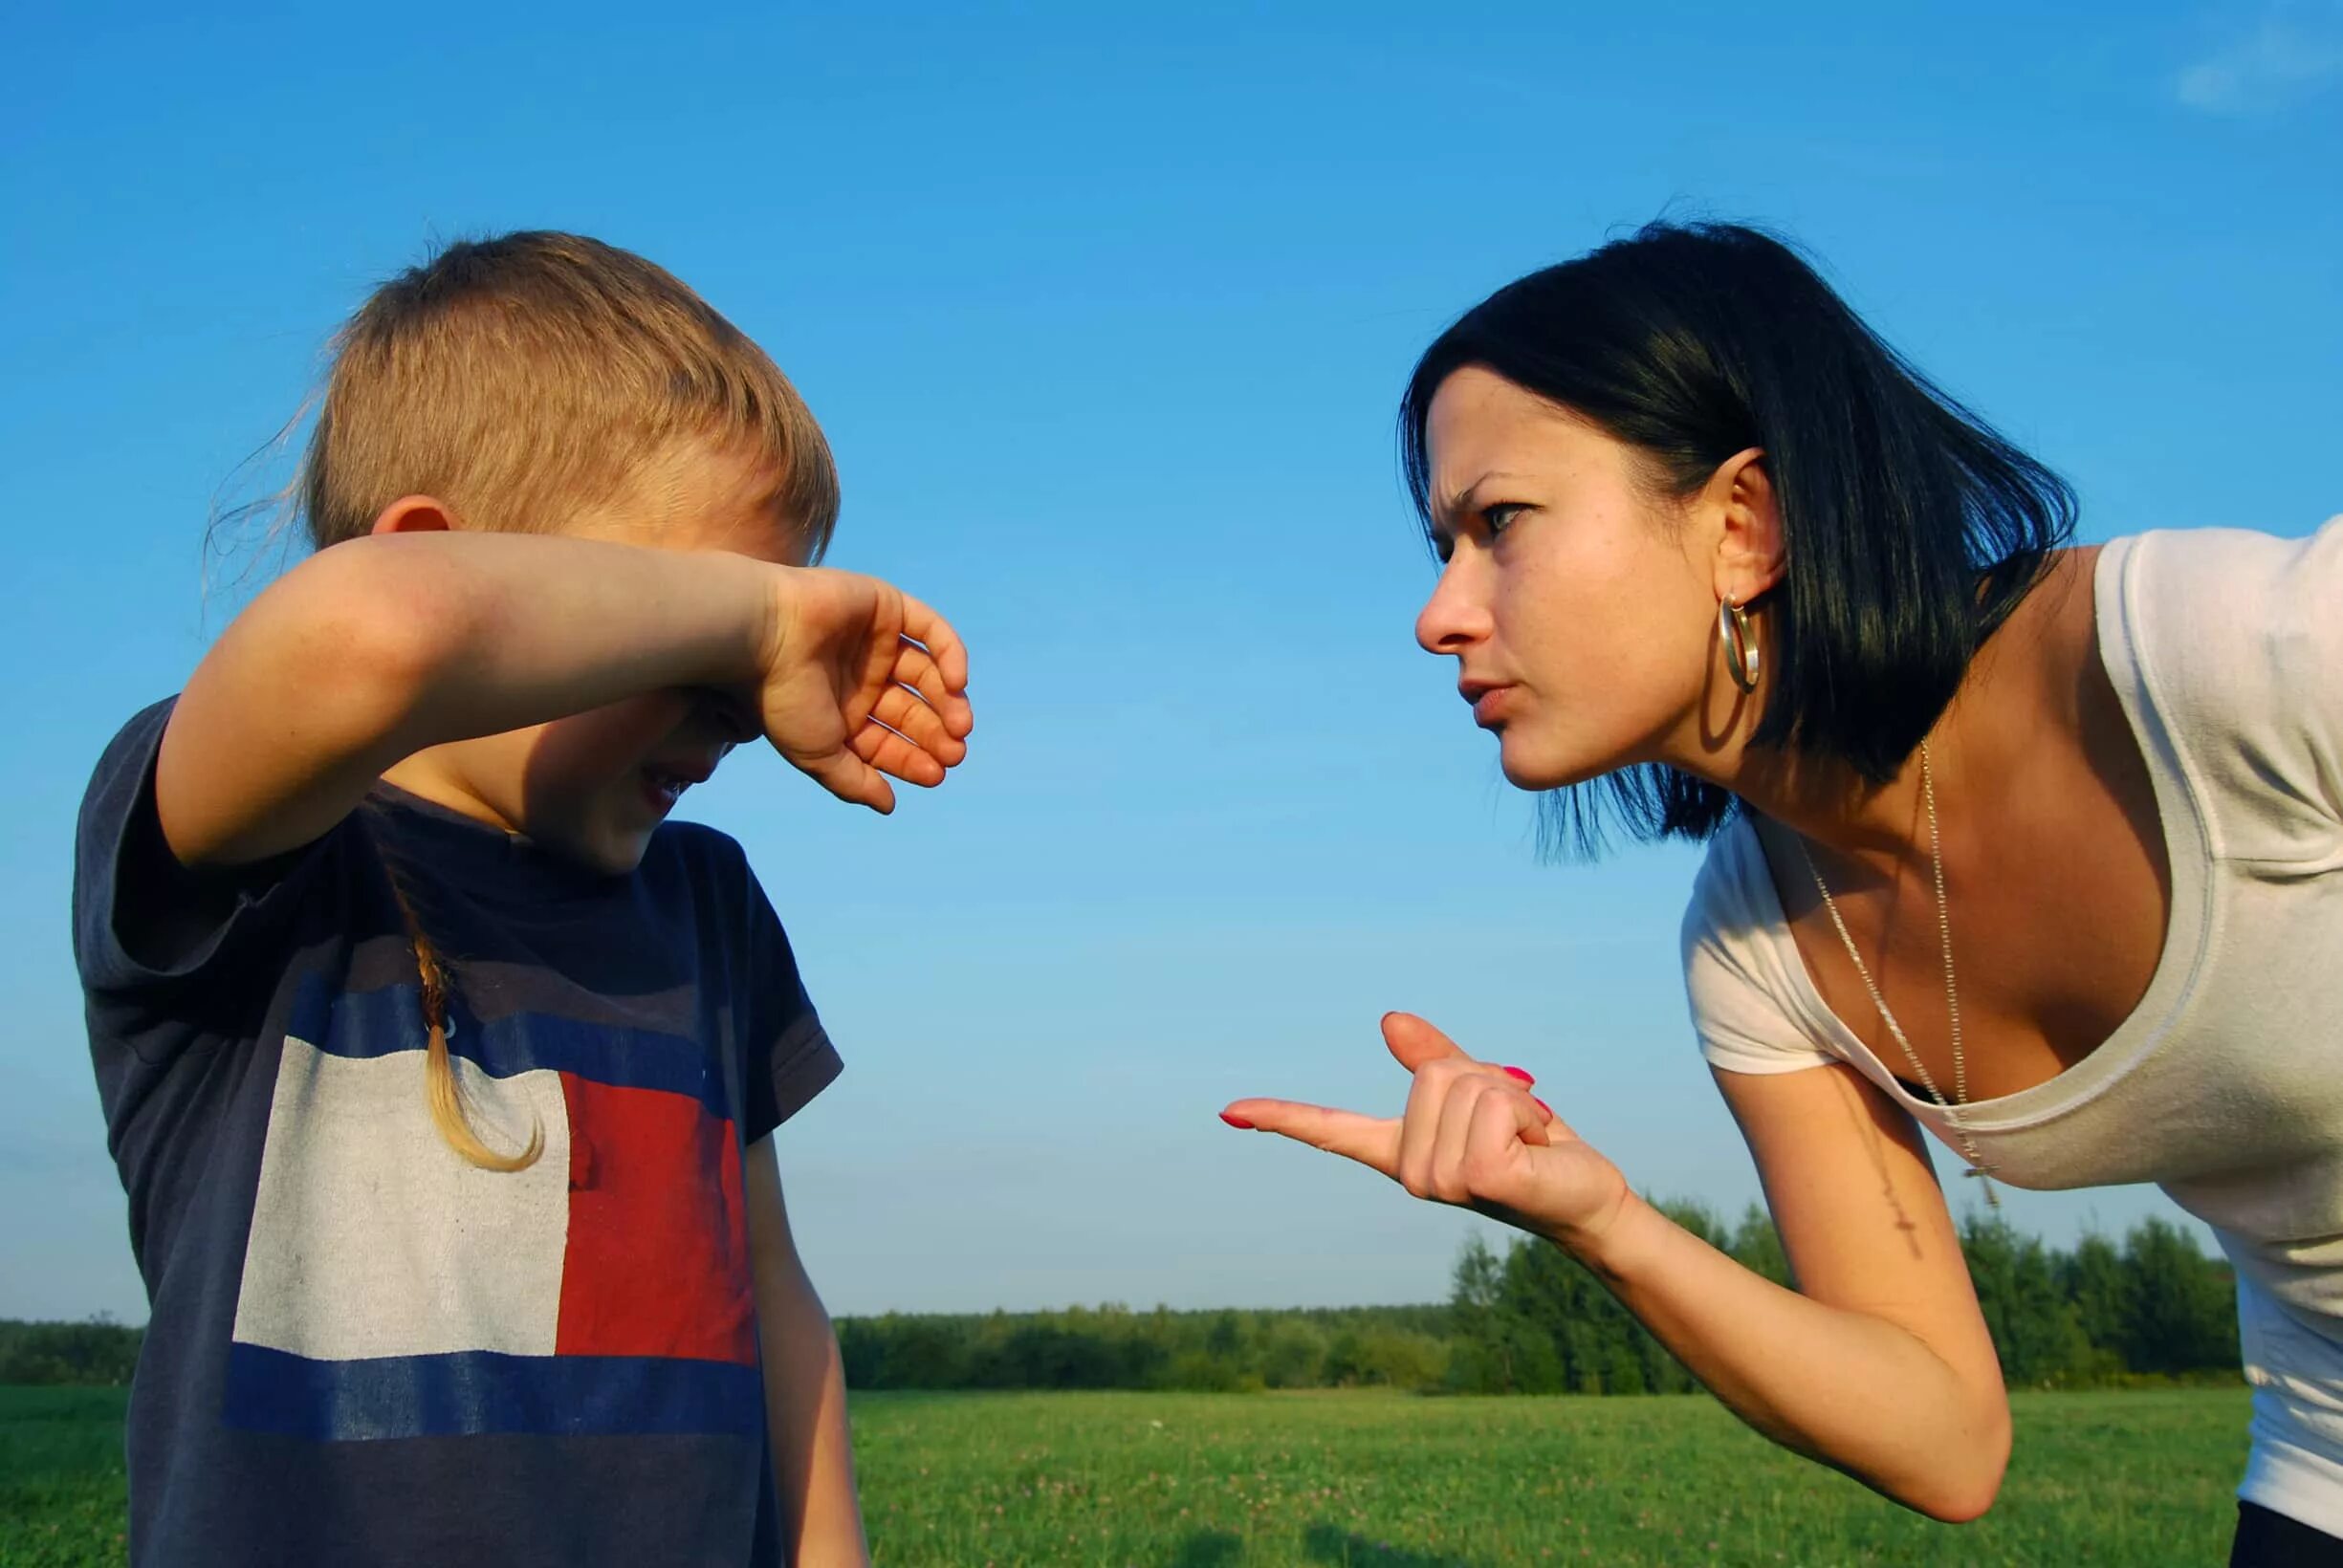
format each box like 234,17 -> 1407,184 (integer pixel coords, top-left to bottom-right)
1961,1165 -> 2003,1209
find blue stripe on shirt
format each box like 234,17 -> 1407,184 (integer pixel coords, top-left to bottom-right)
284,971 -> 729,1113
221,1342 -> 764,1441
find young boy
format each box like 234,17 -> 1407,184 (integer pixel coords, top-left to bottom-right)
74,231 -> 970,1566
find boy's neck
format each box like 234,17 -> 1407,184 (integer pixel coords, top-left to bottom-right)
381,746 -> 526,838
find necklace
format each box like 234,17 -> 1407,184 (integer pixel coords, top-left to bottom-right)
1799,742 -> 1999,1208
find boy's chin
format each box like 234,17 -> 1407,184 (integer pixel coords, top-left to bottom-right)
579,832 -> 655,877
536,817 -> 655,878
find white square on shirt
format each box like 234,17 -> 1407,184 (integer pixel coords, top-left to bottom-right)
230,1034 -> 572,1361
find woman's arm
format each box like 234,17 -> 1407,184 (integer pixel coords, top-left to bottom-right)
745,1135 -> 868,1565
1592,1063 -> 2007,1518
1226,1016 -> 2008,1521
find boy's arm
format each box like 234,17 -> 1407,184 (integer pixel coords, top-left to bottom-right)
745,1134 -> 867,1565
163,532 -> 777,867
161,531 -> 970,869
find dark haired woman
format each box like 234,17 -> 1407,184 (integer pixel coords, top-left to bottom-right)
1224,223 -> 2342,1563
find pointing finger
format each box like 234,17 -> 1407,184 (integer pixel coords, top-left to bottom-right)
1220,1099 -> 1400,1178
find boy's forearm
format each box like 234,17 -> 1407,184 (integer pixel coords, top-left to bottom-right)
759,1281 -> 866,1563
359,533 -> 775,751
164,532 -> 777,866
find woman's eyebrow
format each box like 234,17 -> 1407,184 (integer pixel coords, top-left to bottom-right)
1440,469 -> 1527,526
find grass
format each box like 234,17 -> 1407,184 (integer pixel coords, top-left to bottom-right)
1,1383 -> 2249,1566
0,1386 -> 130,1568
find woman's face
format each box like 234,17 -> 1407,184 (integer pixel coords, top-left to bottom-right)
1414,366 -> 1726,791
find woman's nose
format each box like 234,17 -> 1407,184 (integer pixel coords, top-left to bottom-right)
1415,556 -> 1491,655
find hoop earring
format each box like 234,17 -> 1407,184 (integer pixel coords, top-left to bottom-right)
1718,599 -> 1761,694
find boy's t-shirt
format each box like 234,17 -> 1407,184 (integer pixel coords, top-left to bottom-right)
73,699 -> 843,1568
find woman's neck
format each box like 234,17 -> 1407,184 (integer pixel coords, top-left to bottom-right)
1670,547 -> 2098,882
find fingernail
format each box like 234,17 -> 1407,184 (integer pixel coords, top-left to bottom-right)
1500,1066 -> 1536,1085
1219,1112 -> 1255,1130
1532,1097 -> 1554,1120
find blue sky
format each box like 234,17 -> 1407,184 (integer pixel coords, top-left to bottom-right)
4,1 -> 2338,1321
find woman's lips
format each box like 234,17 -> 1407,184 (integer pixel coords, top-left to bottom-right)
1463,683 -> 1516,728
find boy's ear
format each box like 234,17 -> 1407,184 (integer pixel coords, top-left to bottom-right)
370,495 -> 461,536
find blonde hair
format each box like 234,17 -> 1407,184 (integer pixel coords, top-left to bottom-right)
308,230 -> 838,1170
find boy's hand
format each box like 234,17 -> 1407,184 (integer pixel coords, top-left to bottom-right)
757,567 -> 974,812
1221,1013 -> 1632,1251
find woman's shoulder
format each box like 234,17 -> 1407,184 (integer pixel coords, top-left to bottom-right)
2095,515 -> 2343,630
2094,516 -> 2343,856
1682,810 -> 1770,939
1680,814 -> 1840,1076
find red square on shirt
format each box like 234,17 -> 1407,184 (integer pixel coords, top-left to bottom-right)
554,1074 -> 755,1365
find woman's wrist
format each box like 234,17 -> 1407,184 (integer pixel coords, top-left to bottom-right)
1547,1182 -> 1654,1283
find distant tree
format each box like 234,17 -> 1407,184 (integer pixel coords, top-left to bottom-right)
878,1314 -> 973,1388
2058,1230 -> 2130,1379
0,1315 -> 144,1385
1259,1320 -> 1330,1388
1350,1329 -> 1449,1390
2120,1218 -> 2237,1373
1728,1203 -> 1793,1289
1163,1350 -> 1245,1391
1453,1234 -> 1503,1322
1960,1215 -> 2095,1386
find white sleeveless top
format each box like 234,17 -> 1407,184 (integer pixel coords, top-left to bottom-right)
1681,517 -> 2343,1534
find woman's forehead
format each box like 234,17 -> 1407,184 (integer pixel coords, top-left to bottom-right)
1429,372 -> 1611,486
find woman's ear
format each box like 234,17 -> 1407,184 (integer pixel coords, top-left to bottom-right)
1706,448 -> 1784,603
369,495 -> 461,536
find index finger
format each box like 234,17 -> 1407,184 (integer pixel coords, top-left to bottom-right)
896,594 -> 969,693
1221,1099 -> 1399,1177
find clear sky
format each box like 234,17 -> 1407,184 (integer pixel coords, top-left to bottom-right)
5,1 -> 2338,1321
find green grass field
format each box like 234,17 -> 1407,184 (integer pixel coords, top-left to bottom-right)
2,1383 -> 2250,1566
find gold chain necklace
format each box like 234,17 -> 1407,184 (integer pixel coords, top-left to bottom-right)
1799,742 -> 1999,1207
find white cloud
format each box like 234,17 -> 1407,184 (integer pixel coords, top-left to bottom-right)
2178,7 -> 2343,113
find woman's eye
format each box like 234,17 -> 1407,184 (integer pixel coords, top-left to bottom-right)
1481,502 -> 1526,536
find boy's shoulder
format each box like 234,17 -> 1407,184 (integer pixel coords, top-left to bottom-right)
649,816 -> 748,867
643,819 -> 801,963
645,817 -> 769,905
84,694 -> 180,796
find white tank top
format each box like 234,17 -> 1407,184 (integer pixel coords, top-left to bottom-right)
1681,516 -> 2343,1534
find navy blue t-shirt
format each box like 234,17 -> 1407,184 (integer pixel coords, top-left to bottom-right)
73,699 -> 843,1567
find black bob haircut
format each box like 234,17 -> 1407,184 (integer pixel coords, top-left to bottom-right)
1399,221 -> 2077,856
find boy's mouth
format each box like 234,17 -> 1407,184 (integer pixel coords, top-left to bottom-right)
641,759 -> 717,814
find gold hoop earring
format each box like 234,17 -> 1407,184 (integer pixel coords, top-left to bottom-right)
1718,599 -> 1760,694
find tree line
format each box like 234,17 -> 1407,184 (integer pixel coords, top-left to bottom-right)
1445,1203 -> 2237,1395
0,1315 -> 142,1385
838,1204 -> 2237,1394
4,1205 -> 2237,1394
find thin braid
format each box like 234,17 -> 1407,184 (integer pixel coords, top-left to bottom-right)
364,810 -> 543,1173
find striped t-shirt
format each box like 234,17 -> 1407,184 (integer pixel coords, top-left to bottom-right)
75,699 -> 842,1567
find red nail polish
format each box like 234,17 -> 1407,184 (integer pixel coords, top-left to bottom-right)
1532,1098 -> 1554,1120
1500,1066 -> 1536,1085
1219,1112 -> 1255,1130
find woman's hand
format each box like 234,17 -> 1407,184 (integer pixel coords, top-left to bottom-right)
757,567 -> 974,812
1232,1022 -> 2015,1521
1222,1013 -> 1632,1250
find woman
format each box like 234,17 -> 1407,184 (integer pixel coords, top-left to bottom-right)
1223,222 -> 2342,1564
